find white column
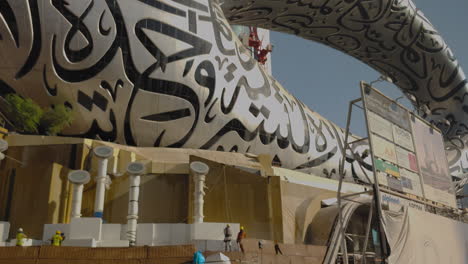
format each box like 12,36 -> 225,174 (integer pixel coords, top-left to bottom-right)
190,162 -> 210,224
72,184 -> 84,218
0,139 -> 8,165
93,146 -> 113,218
126,162 -> 145,246
68,170 -> 91,219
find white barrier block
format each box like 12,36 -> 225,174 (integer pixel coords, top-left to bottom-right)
136,224 -> 155,246
191,223 -> 240,241
0,222 -> 10,242
206,240 -> 225,252
120,224 -> 128,240
154,224 -> 171,245
170,224 -> 191,245
97,240 -> 129,247
69,217 -> 102,240
193,240 -> 207,252
42,224 -> 70,243
62,238 -> 97,247
102,224 -> 122,241
8,239 -> 43,247
136,224 -> 192,246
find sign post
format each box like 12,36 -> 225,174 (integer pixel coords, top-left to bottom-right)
360,82 -> 457,207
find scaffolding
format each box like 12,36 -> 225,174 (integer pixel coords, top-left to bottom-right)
333,84 -> 389,264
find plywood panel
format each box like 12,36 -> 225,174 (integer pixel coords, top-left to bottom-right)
39,246 -> 147,259
102,174 -> 189,224
191,157 -> 273,240
0,246 -> 39,259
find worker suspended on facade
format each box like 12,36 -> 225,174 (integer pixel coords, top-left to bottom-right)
247,27 -> 273,65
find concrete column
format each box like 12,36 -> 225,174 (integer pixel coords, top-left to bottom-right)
68,170 -> 91,219
126,162 -> 145,246
190,161 -> 210,224
0,139 -> 8,164
93,146 -> 113,218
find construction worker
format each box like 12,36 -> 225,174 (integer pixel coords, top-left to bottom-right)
274,241 -> 283,255
236,226 -> 246,253
223,224 -> 232,251
258,240 -> 264,249
15,228 -> 27,246
257,44 -> 273,65
51,231 -> 63,246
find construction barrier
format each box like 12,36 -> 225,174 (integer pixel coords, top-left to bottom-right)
0,245 -> 195,264
0,240 -> 327,264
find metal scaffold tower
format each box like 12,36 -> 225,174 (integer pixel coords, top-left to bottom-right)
331,82 -> 389,264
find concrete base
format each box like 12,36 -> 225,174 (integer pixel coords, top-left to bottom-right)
194,240 -> 240,252
70,218 -> 102,240
43,224 -> 70,243
191,223 -> 240,241
8,239 -> 43,246
136,223 -> 191,246
43,220 -> 128,248
39,222 -> 240,248
102,224 -> 123,240
97,240 -> 130,247
62,238 -> 97,247
136,222 -> 240,247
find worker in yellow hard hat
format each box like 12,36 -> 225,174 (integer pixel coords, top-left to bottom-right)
236,226 -> 246,253
51,230 -> 63,246
16,228 -> 27,246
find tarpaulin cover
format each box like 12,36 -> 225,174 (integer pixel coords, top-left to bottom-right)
383,207 -> 468,264
193,251 -> 206,264
205,252 -> 231,263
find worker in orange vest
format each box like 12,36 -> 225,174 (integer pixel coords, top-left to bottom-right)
236,226 -> 246,253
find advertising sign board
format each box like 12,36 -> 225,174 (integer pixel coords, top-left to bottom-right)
368,111 -> 393,141
361,82 -> 457,208
400,168 -> 423,197
395,146 -> 418,172
393,125 -> 414,151
371,134 -> 397,164
380,192 -> 425,212
411,117 -> 457,207
374,158 -> 400,177
362,85 -> 411,131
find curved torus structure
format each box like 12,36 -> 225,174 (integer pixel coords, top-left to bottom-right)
222,0 -> 468,137
0,0 -> 466,181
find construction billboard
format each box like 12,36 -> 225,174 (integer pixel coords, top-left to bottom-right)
361,83 -> 456,207
411,117 -> 457,207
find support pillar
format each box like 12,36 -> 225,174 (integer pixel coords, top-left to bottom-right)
68,170 -> 91,219
0,139 -> 8,164
190,161 -> 210,224
126,162 -> 145,246
93,146 -> 113,218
